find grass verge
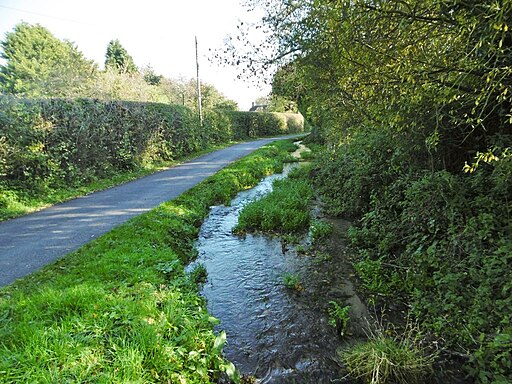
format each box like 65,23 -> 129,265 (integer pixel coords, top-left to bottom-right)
0,142 -> 240,222
0,139 -> 297,383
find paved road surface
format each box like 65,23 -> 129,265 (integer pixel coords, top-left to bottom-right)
0,136 -> 297,286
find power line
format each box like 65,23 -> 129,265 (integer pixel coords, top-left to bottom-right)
0,4 -> 95,26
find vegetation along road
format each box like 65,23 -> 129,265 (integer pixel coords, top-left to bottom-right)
0,136 -> 299,287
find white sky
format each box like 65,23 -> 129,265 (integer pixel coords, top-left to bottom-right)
0,0 -> 270,110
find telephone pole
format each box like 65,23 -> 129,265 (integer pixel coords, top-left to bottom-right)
195,36 -> 203,126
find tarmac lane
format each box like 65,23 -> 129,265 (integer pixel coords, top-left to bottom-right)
0,136 -> 300,286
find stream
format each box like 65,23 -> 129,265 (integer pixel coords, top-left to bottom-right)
192,164 -> 368,383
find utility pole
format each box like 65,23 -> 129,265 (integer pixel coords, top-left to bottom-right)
195,36 -> 203,126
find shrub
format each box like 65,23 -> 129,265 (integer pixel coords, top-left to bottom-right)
0,97 -> 303,215
333,150 -> 512,380
224,111 -> 304,140
341,334 -> 434,384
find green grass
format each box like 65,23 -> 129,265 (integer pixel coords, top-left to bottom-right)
0,141 -> 239,222
328,301 -> 350,337
340,323 -> 435,384
310,219 -> 333,244
0,139 -> 295,383
281,272 -> 303,291
234,164 -> 314,235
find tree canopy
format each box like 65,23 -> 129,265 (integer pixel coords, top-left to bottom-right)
0,22 -> 97,97
0,23 -> 237,109
226,0 -> 511,169
105,39 -> 138,74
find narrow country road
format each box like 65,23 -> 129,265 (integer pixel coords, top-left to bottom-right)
0,136 -> 298,287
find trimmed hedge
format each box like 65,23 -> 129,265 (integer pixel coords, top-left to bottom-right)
0,97 -> 304,194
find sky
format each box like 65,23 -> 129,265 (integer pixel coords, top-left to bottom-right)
0,0 -> 270,110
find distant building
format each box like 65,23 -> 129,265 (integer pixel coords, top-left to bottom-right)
249,102 -> 268,112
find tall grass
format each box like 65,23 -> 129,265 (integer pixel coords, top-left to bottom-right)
234,164 -> 314,234
340,321 -> 436,384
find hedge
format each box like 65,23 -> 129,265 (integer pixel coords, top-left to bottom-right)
0,97 -> 304,195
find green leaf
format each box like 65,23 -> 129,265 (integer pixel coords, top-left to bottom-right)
221,361 -> 240,382
213,331 -> 227,351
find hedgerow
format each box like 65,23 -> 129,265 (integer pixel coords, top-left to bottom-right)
0,97 -> 304,217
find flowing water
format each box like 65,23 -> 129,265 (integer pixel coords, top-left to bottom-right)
193,165 -> 368,383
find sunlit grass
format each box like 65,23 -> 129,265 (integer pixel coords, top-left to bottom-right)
234,164 -> 314,234
0,139 -> 295,382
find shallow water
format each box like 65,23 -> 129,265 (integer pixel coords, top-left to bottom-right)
193,165 -> 366,383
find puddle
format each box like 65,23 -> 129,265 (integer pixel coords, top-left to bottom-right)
191,164 -> 367,383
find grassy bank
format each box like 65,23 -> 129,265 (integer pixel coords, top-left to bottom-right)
0,139 -> 297,383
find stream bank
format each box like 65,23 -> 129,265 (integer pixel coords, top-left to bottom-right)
192,163 -> 370,383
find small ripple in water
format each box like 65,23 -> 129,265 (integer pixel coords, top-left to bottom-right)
192,165 -> 357,383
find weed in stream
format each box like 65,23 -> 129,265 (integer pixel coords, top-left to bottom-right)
234,166 -> 314,234
328,301 -> 351,336
281,272 -> 303,291
300,149 -> 315,161
310,219 -> 333,244
313,251 -> 332,263
190,264 -> 208,285
295,244 -> 308,254
282,233 -> 302,245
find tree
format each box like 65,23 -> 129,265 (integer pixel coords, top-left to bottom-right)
231,0 -> 511,169
142,65 -> 162,86
105,39 -> 138,74
0,22 -> 97,97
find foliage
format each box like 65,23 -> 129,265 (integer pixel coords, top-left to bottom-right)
0,22 -> 97,97
142,65 -> 162,85
326,136 -> 512,379
234,164 -> 313,234
105,39 -> 138,74
0,22 -> 238,110
224,111 -> 304,140
0,97 -> 302,220
0,139 -> 292,382
228,0 -> 512,381
309,219 -> 333,244
340,325 -> 435,384
327,301 -> 350,337
189,264 -> 208,285
281,272 -> 303,291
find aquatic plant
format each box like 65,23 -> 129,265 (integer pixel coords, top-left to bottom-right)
310,219 -> 333,244
281,272 -> 303,291
190,263 -> 208,285
328,301 -> 350,336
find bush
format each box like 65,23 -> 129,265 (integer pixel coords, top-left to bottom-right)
318,135 -> 512,380
0,97 -> 303,204
224,110 -> 304,140
312,126 -> 422,218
